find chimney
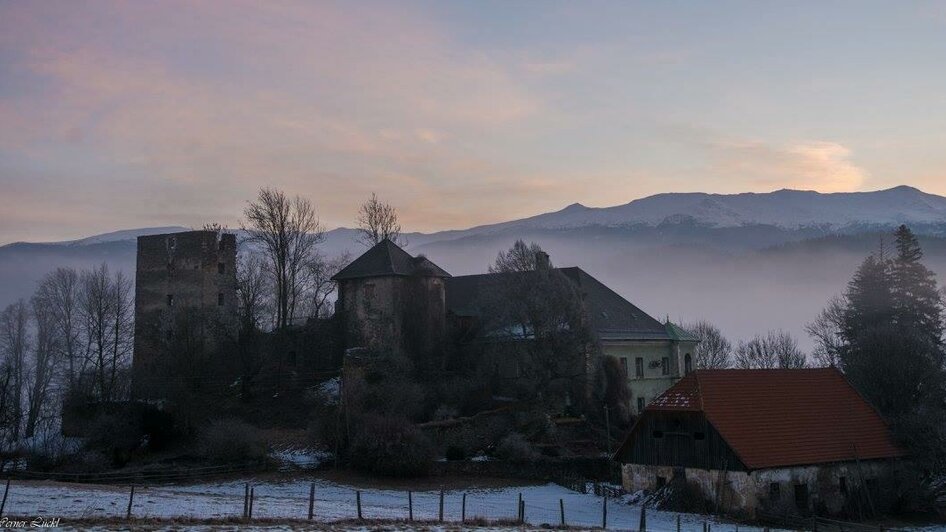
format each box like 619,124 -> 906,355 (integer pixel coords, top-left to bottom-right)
535,251 -> 550,272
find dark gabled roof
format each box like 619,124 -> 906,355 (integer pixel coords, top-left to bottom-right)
617,368 -> 905,470
332,239 -> 450,281
444,266 -> 674,340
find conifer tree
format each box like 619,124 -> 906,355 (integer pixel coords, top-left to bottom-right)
890,225 -> 944,351
829,226 -> 946,478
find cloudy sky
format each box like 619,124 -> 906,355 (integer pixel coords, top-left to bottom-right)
1,1 -> 945,243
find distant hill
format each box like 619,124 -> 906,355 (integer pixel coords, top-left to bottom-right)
2,186 -> 945,350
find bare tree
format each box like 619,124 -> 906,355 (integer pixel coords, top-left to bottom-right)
305,252 -> 351,318
0,300 -> 30,442
356,193 -> 404,247
109,270 -> 134,400
79,264 -> 133,402
35,268 -> 84,391
0,356 -> 16,448
488,239 -> 546,273
685,320 -> 732,369
735,330 -> 807,369
244,188 -> 324,328
236,250 -> 271,329
24,295 -> 59,438
478,241 -> 593,407
806,295 -> 845,368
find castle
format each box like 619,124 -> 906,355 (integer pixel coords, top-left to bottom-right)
131,233 -> 697,412
332,239 -> 699,413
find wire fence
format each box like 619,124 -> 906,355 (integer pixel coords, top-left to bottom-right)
1,475 -> 921,531
0,477 -> 744,530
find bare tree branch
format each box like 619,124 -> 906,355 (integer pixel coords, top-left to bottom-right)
356,193 -> 404,247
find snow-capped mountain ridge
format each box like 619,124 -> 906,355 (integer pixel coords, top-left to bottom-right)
454,185 -> 946,235
10,186 -> 946,249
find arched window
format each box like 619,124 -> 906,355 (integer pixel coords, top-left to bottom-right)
684,353 -> 692,374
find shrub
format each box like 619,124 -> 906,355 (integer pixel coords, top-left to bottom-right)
197,419 -> 268,464
433,404 -> 459,422
495,433 -> 537,461
84,412 -> 146,468
445,445 -> 466,461
348,415 -> 434,477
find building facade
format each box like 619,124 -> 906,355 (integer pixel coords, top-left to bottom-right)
132,230 -> 237,398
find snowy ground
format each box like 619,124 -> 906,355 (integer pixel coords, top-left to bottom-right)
5,476 -> 945,531
3,476 -> 767,531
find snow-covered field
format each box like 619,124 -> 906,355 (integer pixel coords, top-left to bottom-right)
3,476 -> 766,530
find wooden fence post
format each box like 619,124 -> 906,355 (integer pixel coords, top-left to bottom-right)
602,494 -> 608,529
126,485 -> 135,520
461,492 -> 466,523
0,479 -> 11,518
559,498 -> 565,526
517,492 -> 522,522
356,490 -> 362,520
248,487 -> 255,519
240,484 -> 248,519
638,502 -> 646,532
520,499 -> 525,524
676,514 -> 681,532
439,489 -> 444,522
408,491 -> 413,521
308,482 -> 315,520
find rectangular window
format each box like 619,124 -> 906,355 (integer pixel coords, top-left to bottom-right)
838,476 -> 847,495
656,476 -> 666,489
218,262 -> 225,274
661,357 -> 670,375
635,357 -> 644,378
794,484 -> 809,509
167,294 -> 174,307
769,482 -> 780,500
637,397 -> 645,413
217,293 -> 224,306
620,357 -> 628,376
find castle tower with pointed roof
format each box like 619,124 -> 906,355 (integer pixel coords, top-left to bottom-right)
332,239 -> 450,364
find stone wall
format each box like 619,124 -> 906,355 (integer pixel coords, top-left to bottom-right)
132,230 -> 237,398
621,460 -> 899,518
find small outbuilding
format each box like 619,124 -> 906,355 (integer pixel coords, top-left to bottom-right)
614,368 -> 906,518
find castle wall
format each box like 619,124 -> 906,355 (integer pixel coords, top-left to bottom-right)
132,231 -> 237,398
338,274 -> 446,361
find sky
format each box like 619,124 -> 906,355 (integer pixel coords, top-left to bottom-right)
2,1 -> 946,244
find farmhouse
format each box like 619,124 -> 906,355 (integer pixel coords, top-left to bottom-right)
614,368 -> 906,518
333,238 -> 698,412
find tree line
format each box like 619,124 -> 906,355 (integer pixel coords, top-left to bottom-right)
0,265 -> 132,445
237,188 -> 403,331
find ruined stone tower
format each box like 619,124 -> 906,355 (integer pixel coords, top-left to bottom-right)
132,230 -> 237,398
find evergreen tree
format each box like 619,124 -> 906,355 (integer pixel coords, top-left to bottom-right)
890,225 -> 944,351
832,225 -> 946,478
840,253 -> 892,351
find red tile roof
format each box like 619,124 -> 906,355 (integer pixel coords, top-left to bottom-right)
643,368 -> 905,470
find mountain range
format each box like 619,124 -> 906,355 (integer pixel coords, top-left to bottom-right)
2,186 -> 945,351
